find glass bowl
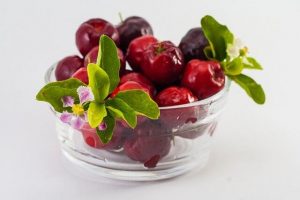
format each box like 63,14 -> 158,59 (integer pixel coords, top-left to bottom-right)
45,64 -> 230,181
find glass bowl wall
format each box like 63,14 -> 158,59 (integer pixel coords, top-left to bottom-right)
45,64 -> 230,181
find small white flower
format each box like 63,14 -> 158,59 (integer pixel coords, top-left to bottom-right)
227,38 -> 245,59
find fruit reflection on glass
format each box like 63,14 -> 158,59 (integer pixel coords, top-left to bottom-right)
36,15 -> 265,179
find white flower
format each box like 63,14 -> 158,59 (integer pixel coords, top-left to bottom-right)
226,38 -> 245,59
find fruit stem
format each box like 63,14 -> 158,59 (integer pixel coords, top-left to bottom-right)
155,43 -> 165,55
118,12 -> 124,22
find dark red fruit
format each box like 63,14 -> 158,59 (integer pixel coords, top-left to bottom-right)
117,16 -> 153,53
143,155 -> 161,168
179,28 -> 209,62
123,122 -> 171,167
120,72 -> 156,97
81,122 -> 132,150
83,46 -> 126,75
76,18 -> 119,56
72,67 -> 88,84
141,41 -> 185,86
55,55 -> 83,81
111,81 -> 150,98
155,86 -> 198,107
126,35 -> 158,71
181,60 -> 225,99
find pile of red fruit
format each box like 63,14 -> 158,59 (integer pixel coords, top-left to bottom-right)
54,16 -> 226,168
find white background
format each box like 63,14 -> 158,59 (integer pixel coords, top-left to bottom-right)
1,0 -> 300,199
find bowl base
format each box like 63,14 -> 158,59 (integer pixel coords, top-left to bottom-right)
60,144 -> 210,182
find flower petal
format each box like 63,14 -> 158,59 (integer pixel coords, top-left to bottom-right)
62,96 -> 74,107
60,111 -> 73,123
234,38 -> 244,50
227,38 -> 245,59
71,116 -> 85,130
77,86 -> 94,104
98,122 -> 107,131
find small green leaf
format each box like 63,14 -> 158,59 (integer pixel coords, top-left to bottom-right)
106,106 -> 123,118
87,63 -> 110,102
36,78 -> 85,112
96,113 -> 115,144
201,15 -> 234,61
243,57 -> 263,70
230,74 -> 266,104
224,56 -> 244,75
203,46 -> 215,60
87,102 -> 107,128
115,90 -> 160,119
106,98 -> 137,128
97,35 -> 120,93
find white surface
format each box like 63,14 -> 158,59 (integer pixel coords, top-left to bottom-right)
1,0 -> 300,199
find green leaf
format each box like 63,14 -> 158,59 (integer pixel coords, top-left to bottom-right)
96,113 -> 115,144
115,90 -> 160,119
87,63 -> 110,102
201,15 -> 234,61
97,35 -> 120,93
224,56 -> 244,75
87,102 -> 107,128
36,78 -> 85,112
203,46 -> 215,60
106,98 -> 137,128
243,57 -> 263,70
230,74 -> 266,104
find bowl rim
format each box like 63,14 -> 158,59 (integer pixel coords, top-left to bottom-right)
45,63 -> 231,110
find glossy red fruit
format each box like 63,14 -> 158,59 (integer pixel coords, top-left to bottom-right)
141,41 -> 185,86
76,18 -> 119,56
120,72 -> 156,97
181,60 -> 225,99
123,121 -> 171,168
81,122 -> 132,150
157,87 -> 198,130
83,46 -> 126,75
111,81 -> 150,98
155,86 -> 198,107
126,35 -> 158,71
72,67 -> 88,84
117,16 -> 153,53
55,55 -> 83,81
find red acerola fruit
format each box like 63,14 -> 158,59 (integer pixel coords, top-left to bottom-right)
181,59 -> 225,100
81,122 -> 132,150
72,67 -> 88,84
126,35 -> 158,72
123,121 -> 171,168
76,18 -> 119,56
141,41 -> 185,86
83,46 -> 126,75
155,86 -> 198,107
55,55 -> 83,81
120,72 -> 156,97
111,81 -> 151,98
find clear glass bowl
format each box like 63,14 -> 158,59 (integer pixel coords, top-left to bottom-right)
45,64 -> 230,181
